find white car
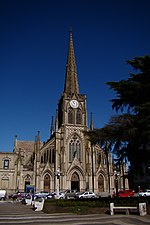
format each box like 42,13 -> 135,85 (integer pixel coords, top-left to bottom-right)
138,189 -> 150,197
48,192 -> 65,199
76,191 -> 96,199
35,191 -> 50,198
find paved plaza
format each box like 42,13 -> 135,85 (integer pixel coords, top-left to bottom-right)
0,200 -> 150,225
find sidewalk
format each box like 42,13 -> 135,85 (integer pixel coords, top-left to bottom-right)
0,200 -> 42,215
0,200 -> 150,225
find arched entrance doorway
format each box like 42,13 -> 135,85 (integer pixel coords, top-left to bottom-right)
98,174 -> 104,192
44,174 -> 50,192
71,172 -> 79,191
24,175 -> 30,192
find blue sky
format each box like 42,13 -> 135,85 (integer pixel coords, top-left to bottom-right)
0,0 -> 150,152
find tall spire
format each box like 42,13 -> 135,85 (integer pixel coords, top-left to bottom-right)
36,131 -> 40,162
55,109 -> 58,132
64,30 -> 79,95
90,112 -> 94,131
50,116 -> 55,137
13,135 -> 18,152
37,130 -> 40,142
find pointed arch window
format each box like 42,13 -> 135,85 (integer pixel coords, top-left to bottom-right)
76,109 -> 82,124
49,148 -> 55,164
104,157 -> 107,165
69,140 -> 74,161
69,135 -> 81,162
96,150 -> 101,168
44,152 -> 46,163
68,108 -> 74,124
76,140 -> 81,161
49,149 -> 51,163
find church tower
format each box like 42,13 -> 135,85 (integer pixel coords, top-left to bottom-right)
55,30 -> 89,191
57,30 -> 87,129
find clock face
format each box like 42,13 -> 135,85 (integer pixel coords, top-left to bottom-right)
70,100 -> 79,108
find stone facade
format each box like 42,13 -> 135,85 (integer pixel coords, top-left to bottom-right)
0,31 -> 128,196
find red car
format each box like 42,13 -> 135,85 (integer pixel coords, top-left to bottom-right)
113,189 -> 134,197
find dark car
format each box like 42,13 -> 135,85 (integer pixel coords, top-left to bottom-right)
64,189 -> 77,199
11,192 -> 27,201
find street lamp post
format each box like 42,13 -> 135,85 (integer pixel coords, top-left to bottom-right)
114,170 -> 119,197
92,144 -> 94,193
54,170 -> 61,199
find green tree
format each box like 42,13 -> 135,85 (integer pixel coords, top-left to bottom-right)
86,55 -> 150,188
107,56 -> 150,170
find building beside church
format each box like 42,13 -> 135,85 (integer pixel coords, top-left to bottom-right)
0,31 -> 128,195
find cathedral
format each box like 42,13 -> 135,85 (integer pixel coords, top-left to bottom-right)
0,31 -> 128,195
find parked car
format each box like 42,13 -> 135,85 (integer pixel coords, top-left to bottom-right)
64,189 -> 77,199
48,192 -> 65,199
98,192 -> 112,198
47,194 -> 53,199
35,191 -> 50,199
75,191 -> 96,199
113,189 -> 134,198
138,189 -> 150,197
11,192 -> 27,200
56,192 -> 65,199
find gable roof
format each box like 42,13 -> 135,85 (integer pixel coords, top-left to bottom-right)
16,141 -> 35,152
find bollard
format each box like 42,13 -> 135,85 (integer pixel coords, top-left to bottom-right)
33,197 -> 45,211
139,202 -> 147,216
110,203 -> 114,215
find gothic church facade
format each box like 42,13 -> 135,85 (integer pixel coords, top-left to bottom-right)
0,32 -> 127,195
